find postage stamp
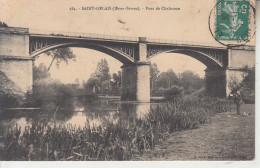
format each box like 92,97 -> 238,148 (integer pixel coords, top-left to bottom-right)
209,0 -> 255,46
215,0 -> 250,41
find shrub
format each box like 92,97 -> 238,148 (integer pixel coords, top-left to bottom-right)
0,93 -> 23,108
164,85 -> 183,101
152,87 -> 167,97
240,87 -> 255,104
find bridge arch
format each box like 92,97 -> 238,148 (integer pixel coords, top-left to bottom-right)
147,48 -> 224,70
30,42 -> 135,65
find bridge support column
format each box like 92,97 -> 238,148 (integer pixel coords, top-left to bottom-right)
0,28 -> 32,96
205,47 -> 255,97
205,68 -> 250,97
0,58 -> 33,95
121,62 -> 150,102
205,69 -> 228,97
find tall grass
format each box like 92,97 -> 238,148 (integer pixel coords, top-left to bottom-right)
0,97 -> 231,161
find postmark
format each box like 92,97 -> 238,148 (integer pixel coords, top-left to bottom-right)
208,0 -> 256,47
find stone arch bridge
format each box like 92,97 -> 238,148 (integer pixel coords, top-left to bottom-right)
0,27 -> 255,102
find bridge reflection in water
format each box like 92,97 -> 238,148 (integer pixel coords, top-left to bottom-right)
0,98 -> 159,133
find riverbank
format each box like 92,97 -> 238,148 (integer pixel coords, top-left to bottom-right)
0,97 -> 232,161
133,104 -> 255,160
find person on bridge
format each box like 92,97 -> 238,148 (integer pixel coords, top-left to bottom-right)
233,90 -> 242,115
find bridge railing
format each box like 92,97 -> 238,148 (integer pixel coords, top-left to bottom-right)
29,29 -> 138,42
0,27 -> 29,34
28,28 -> 223,47
147,38 -> 221,47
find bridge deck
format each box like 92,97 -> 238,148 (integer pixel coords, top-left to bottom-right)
0,27 -> 255,50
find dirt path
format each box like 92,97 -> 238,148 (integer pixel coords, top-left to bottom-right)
134,104 -> 255,161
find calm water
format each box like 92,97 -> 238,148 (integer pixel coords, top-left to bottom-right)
0,97 -> 163,132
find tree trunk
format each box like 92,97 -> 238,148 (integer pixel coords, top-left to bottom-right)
47,57 -> 56,71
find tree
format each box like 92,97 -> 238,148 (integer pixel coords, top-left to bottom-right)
0,21 -> 8,27
178,71 -> 204,92
84,59 -> 111,95
33,63 -> 51,81
228,68 -> 255,104
45,48 -> 76,71
111,71 -> 122,95
164,85 -> 184,101
112,71 -> 121,87
150,63 -> 160,90
100,80 -> 112,95
93,59 -> 111,82
84,78 -> 99,94
156,69 -> 179,89
242,67 -> 255,90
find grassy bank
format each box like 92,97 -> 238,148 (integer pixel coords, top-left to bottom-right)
0,97 -> 231,161
135,104 -> 255,160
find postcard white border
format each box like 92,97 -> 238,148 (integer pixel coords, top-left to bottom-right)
0,1 -> 259,168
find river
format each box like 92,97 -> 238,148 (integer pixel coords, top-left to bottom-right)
0,97 -> 164,133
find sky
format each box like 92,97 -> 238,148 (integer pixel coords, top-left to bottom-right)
0,0 -> 255,83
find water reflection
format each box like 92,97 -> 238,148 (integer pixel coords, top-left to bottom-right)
0,97 -> 160,133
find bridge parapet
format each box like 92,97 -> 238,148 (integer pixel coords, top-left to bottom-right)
0,27 -> 29,34
29,29 -> 138,42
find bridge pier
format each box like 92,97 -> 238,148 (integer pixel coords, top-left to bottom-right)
205,68 -> 250,97
0,58 -> 33,94
0,29 -> 33,95
121,62 -> 150,102
205,47 -> 255,97
205,69 -> 227,97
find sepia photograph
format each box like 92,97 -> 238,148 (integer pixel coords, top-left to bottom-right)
0,0 -> 257,166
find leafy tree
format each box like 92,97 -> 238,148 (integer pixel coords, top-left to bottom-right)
84,78 -> 99,94
100,80 -> 112,95
0,21 -> 8,27
164,85 -> 184,101
178,71 -> 204,92
228,75 -> 242,93
33,63 -> 51,81
93,59 -> 111,82
156,69 -> 179,89
228,68 -> 255,103
150,63 -> 160,90
45,48 -> 76,71
112,71 -> 121,87
242,67 -> 255,90
111,71 -> 122,95
84,59 -> 111,95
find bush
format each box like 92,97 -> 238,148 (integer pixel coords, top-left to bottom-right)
28,81 -> 75,107
164,85 -> 183,101
152,87 -> 167,97
0,93 -> 23,108
240,87 -> 255,104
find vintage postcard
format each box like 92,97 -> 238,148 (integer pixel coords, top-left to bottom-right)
0,0 -> 257,166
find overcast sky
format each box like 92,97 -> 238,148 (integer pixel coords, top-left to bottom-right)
1,0 -> 255,83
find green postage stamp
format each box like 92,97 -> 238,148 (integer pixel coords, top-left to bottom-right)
215,0 -> 250,41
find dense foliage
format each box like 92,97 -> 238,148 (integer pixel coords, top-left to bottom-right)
228,67 -> 255,104
0,21 -> 8,27
150,64 -> 204,98
84,59 -> 121,95
45,48 -> 76,71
